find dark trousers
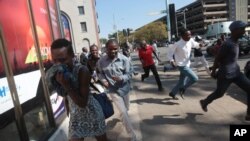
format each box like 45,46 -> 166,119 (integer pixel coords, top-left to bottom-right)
204,72 -> 250,114
142,64 -> 163,89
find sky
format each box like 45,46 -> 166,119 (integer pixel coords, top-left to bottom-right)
96,0 -> 196,39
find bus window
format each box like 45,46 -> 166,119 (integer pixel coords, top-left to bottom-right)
0,31 -> 20,141
0,0 -> 57,140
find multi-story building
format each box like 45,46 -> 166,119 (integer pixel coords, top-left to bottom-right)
177,0 -> 250,36
155,0 -> 250,38
59,0 -> 100,54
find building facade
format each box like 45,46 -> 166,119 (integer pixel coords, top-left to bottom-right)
154,0 -> 250,39
176,0 -> 250,36
59,0 -> 100,55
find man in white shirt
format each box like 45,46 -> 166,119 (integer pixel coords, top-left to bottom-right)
152,40 -> 159,66
167,29 -> 201,99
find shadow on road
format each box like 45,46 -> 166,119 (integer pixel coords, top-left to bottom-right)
142,113 -> 204,125
130,98 -> 179,105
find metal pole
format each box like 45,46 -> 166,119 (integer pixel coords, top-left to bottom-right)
0,27 -> 29,141
27,0 -> 56,128
117,29 -> 119,43
217,18 -> 220,38
113,14 -> 119,43
166,0 -> 171,42
183,10 -> 186,29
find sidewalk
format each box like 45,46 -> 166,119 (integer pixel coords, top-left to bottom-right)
85,89 -> 142,141
88,47 -> 250,141
130,57 -> 250,141
85,67 -> 249,141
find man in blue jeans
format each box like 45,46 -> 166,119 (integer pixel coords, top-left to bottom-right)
200,21 -> 250,121
167,28 -> 202,99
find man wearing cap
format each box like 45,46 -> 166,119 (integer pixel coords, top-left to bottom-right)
200,20 -> 250,121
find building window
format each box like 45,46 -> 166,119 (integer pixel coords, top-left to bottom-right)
78,6 -> 85,15
80,22 -> 87,32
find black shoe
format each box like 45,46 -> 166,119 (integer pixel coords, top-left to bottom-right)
163,66 -> 167,72
245,114 -> 250,121
200,100 -> 208,112
169,92 -> 178,100
141,75 -> 144,82
134,72 -> 139,76
179,88 -> 185,99
158,87 -> 164,92
209,67 -> 213,71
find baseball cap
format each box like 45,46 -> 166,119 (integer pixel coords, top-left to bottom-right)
229,20 -> 250,31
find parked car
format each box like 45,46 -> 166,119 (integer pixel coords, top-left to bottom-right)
206,39 -> 218,56
156,41 -> 169,47
206,36 -> 250,56
244,60 -> 250,79
239,37 -> 250,55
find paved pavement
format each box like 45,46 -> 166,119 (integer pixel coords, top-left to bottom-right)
85,47 -> 250,141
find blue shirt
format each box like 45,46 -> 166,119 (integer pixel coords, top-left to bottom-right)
97,53 -> 132,96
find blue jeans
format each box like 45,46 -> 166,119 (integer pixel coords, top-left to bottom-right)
171,66 -> 198,95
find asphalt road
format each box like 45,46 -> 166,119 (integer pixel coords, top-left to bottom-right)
128,46 -> 250,141
85,47 -> 250,141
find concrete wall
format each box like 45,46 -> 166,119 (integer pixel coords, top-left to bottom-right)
59,0 -> 99,54
235,0 -> 248,22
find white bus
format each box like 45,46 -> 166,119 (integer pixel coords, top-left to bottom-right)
0,1 -> 69,140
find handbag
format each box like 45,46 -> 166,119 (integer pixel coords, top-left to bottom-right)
93,92 -> 114,119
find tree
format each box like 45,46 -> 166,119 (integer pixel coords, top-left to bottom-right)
134,21 -> 167,43
108,33 -> 116,39
100,38 -> 108,47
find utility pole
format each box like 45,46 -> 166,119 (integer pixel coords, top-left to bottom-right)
113,14 -> 119,43
148,0 -> 171,41
183,8 -> 187,29
217,17 -> 220,38
166,0 -> 171,42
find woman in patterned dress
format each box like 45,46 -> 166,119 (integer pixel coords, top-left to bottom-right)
49,39 -> 107,141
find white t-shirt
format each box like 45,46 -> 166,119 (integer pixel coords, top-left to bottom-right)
152,43 -> 158,53
167,38 -> 200,67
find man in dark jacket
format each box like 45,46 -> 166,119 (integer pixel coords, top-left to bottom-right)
200,21 -> 250,121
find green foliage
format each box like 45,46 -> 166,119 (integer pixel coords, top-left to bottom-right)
100,38 -> 108,44
134,21 -> 167,42
108,33 -> 116,39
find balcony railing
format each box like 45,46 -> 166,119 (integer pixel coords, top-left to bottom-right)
203,3 -> 227,8
204,17 -> 228,23
204,11 -> 228,15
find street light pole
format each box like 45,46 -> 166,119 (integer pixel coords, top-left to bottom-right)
113,14 -> 119,43
183,9 -> 186,29
182,8 -> 188,29
166,0 -> 171,42
217,17 -> 220,38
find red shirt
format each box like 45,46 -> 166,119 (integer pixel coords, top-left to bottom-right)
138,45 -> 155,67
